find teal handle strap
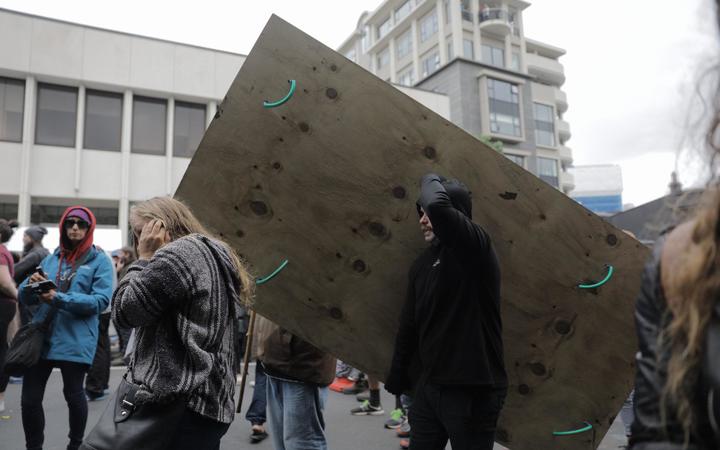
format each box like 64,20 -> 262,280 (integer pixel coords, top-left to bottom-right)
257,259 -> 289,285
263,80 -> 296,108
553,421 -> 593,436
578,265 -> 614,289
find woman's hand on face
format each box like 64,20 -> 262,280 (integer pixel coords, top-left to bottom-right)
137,219 -> 171,260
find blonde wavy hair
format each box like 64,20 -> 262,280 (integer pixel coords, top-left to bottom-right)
130,197 -> 254,305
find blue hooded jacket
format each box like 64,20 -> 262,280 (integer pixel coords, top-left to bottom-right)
18,206 -> 113,365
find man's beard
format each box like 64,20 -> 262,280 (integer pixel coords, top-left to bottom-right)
22,242 -> 33,256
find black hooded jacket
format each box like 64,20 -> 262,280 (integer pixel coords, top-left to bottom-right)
386,173 -> 507,393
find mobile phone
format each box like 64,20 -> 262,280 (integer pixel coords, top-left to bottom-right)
29,279 -> 57,293
35,266 -> 46,278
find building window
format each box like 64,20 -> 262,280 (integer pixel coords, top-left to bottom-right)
463,39 -> 474,59
482,44 -> 505,68
361,25 -> 371,53
84,90 -> 122,152
419,10 -> 438,43
132,96 -> 167,155
505,154 -> 524,167
396,29 -> 413,60
30,203 -> 118,226
345,49 -> 356,62
396,0 -> 412,23
377,17 -> 392,40
443,0 -> 450,23
421,51 -> 441,77
0,202 -> 18,221
35,83 -> 78,147
398,68 -> 415,86
447,41 -> 454,60
0,77 -> 24,143
174,101 -> 206,158
538,157 -> 559,188
377,47 -> 390,70
534,103 -> 555,147
461,0 -> 472,21
511,52 -> 520,71
487,78 -> 521,137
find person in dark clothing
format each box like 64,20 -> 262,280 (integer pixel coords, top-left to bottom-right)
14,226 -> 50,326
385,173 -> 507,450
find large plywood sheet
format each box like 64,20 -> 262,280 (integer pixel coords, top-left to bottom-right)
176,16 -> 649,449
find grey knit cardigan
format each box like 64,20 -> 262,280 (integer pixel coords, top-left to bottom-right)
112,234 -> 241,424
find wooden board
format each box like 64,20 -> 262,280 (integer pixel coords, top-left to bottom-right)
175,15 -> 649,449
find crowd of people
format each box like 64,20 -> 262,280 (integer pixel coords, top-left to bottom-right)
2,2 -> 720,449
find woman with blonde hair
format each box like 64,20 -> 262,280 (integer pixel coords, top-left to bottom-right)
631,2 -> 720,448
100,197 -> 252,450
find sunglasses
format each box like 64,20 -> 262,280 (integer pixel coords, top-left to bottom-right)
64,218 -> 89,230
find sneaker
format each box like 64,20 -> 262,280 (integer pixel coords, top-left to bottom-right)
250,425 -> 268,443
396,420 -> 411,438
399,438 -> 410,449
356,391 -> 370,402
86,392 -> 109,402
329,377 -> 354,393
8,377 -> 22,384
341,379 -> 368,395
384,408 -> 406,429
351,400 -> 384,416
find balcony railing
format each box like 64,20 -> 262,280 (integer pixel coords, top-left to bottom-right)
461,9 -> 473,21
478,8 -> 514,35
479,8 -> 508,23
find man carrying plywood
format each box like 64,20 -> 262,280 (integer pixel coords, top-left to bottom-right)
386,173 -> 507,450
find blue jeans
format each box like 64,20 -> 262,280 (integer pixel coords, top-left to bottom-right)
266,375 -> 329,450
246,362 -> 268,425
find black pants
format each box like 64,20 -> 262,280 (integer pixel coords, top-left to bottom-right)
409,383 -> 506,450
167,409 -> 231,450
22,359 -> 89,450
85,313 -> 110,396
0,298 -> 17,393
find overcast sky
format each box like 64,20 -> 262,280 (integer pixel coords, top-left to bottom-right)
1,0 -> 717,206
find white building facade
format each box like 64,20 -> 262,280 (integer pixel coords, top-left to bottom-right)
338,0 -> 574,193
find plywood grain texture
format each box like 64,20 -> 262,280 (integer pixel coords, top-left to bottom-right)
175,15 -> 649,449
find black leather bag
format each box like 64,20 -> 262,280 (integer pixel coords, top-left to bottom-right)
4,305 -> 57,377
80,375 -> 186,450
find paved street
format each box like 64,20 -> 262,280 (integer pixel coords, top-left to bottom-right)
0,365 -> 628,450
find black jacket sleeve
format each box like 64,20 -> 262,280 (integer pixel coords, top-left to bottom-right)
13,252 -> 43,285
418,173 -> 491,254
386,269 -> 418,395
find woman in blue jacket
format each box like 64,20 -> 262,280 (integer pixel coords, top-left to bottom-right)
18,206 -> 113,450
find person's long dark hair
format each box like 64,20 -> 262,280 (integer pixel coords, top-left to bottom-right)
663,0 -> 720,442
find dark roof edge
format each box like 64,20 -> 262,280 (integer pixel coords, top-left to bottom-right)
416,57 -> 534,86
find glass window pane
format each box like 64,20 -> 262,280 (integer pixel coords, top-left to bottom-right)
35,83 -> 78,147
396,29 -> 413,60
377,47 -> 390,69
420,10 -> 438,42
534,103 -> 555,147
396,0 -> 412,22
84,90 -> 122,151
0,77 -> 24,142
0,202 -> 18,221
538,157 -> 559,187
31,203 -> 118,226
173,101 -> 206,158
378,17 -> 392,39
132,96 -> 167,155
505,154 -> 524,166
487,79 -> 521,137
463,39 -> 474,59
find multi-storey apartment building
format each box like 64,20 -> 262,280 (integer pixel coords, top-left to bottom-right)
338,0 -> 574,193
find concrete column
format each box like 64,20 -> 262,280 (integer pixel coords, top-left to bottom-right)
451,0 -> 463,63
411,20 -> 420,79
504,34 -> 512,70
437,0 -> 447,64
74,85 -> 86,193
165,98 -> 175,196
389,38 -> 397,82
472,0 -> 481,61
17,76 -> 36,225
519,31 -> 528,73
206,101 -> 217,129
119,90 -> 132,246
